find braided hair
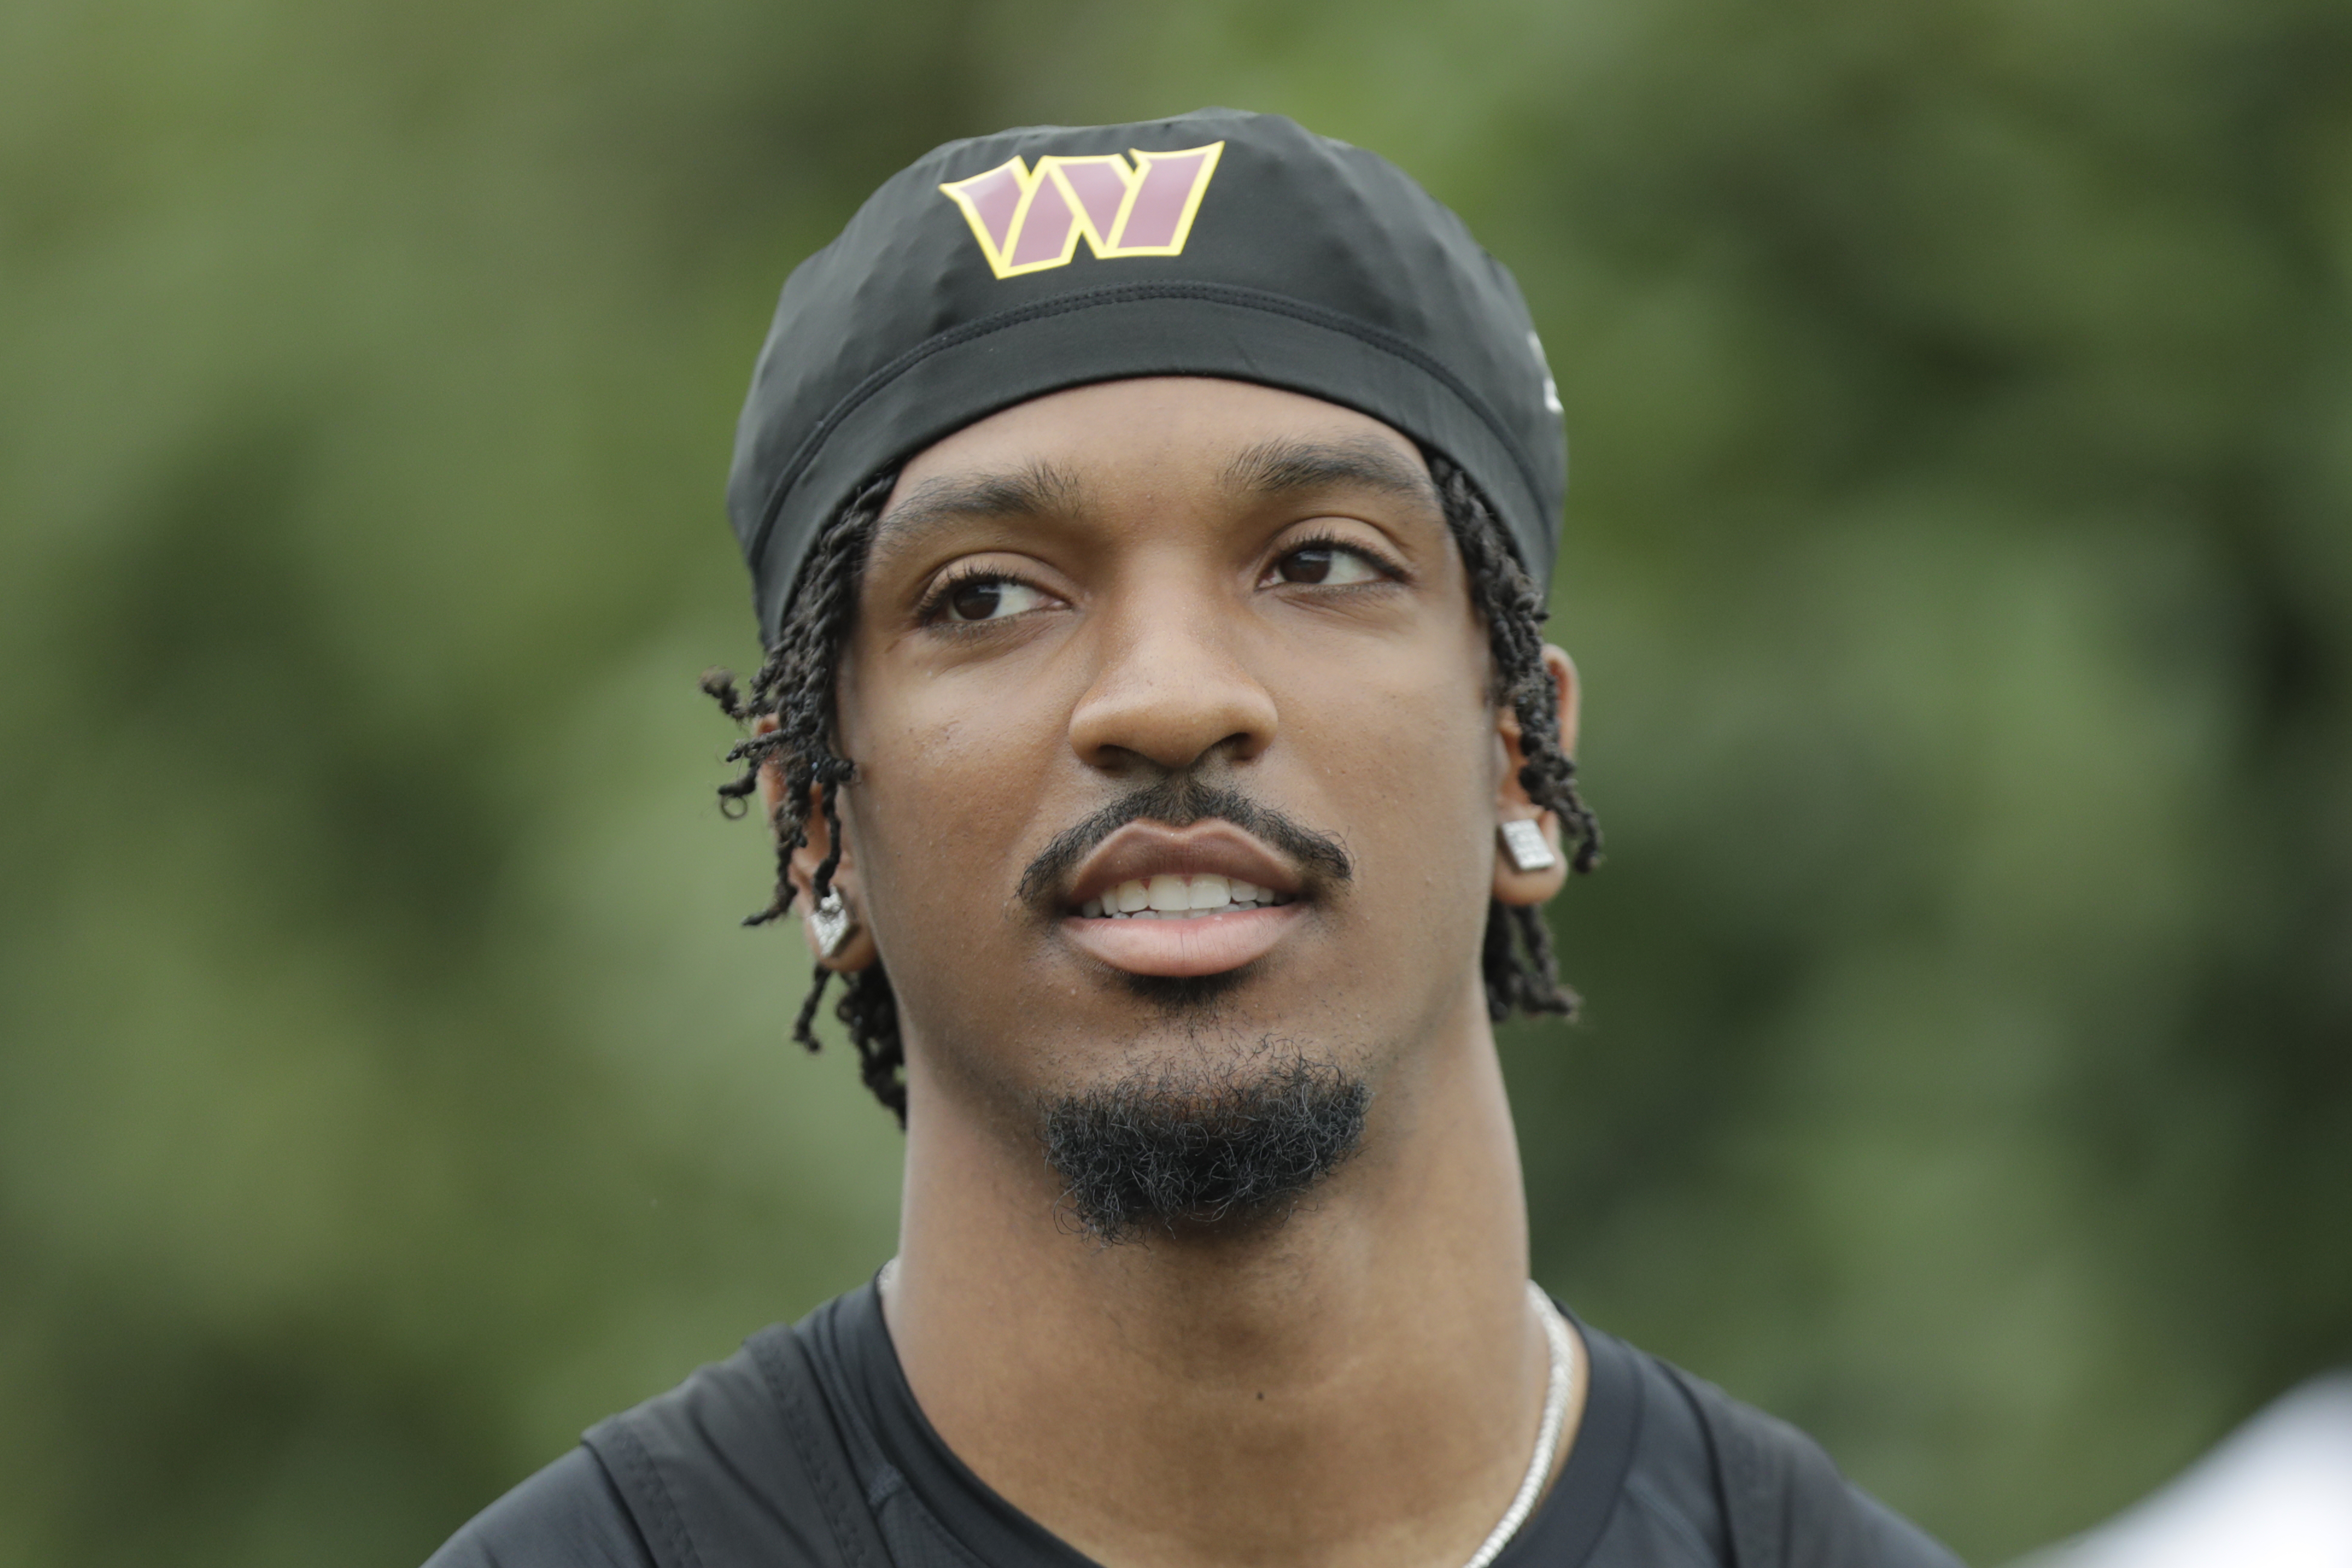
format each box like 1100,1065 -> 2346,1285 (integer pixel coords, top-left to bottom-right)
702,454 -> 1601,1124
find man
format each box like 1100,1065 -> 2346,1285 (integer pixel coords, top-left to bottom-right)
428,110 -> 1961,1568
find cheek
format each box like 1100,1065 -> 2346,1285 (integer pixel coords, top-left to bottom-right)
834,659 -> 1066,962
1295,630 -> 1498,856
1264,634 -> 1503,1036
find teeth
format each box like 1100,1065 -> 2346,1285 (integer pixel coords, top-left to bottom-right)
1080,874 -> 1292,919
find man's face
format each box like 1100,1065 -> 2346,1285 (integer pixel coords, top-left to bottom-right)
832,377 -> 1508,1125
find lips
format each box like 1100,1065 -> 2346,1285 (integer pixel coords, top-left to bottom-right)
1054,822 -> 1312,978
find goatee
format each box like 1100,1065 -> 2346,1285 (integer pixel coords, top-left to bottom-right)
1041,1050 -> 1370,1244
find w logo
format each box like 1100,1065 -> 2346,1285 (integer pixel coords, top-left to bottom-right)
938,143 -> 1225,280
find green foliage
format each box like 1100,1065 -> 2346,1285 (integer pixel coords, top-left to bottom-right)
2,0 -> 2346,1562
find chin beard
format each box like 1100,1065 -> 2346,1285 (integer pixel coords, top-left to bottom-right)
1040,1049 -> 1370,1244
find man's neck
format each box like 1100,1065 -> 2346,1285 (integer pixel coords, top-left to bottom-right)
884,1013 -> 1580,1568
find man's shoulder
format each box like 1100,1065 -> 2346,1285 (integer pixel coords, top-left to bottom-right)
1638,1348 -> 1965,1568
424,1318 -> 876,1568
421,1330 -> 785,1568
423,1446 -> 652,1568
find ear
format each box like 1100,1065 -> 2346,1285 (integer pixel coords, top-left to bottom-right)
1492,645 -> 1581,908
753,716 -> 880,973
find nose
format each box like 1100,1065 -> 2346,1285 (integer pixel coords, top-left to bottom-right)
1066,581 -> 1278,775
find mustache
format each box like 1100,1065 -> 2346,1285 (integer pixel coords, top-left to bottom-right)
1017,776 -> 1354,913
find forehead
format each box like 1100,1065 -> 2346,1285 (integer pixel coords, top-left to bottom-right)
875,377 -> 1437,542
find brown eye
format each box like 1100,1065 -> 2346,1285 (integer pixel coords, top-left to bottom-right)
1270,544 -> 1385,587
948,580 -> 1003,620
939,576 -> 1049,623
1278,546 -> 1336,584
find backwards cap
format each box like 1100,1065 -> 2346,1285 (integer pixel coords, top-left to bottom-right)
729,108 -> 1566,645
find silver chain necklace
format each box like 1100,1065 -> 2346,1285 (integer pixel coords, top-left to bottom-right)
1458,1281 -> 1576,1568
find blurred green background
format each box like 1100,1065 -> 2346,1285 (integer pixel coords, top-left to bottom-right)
4,0 -> 2349,1562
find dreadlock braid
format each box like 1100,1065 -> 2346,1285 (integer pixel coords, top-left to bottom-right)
706,455 -> 1601,1118
1426,454 -> 1604,1022
700,469 -> 908,1122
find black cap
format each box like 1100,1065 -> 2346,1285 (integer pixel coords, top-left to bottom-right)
728,108 -> 1566,645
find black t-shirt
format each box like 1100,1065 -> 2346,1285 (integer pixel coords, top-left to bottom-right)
427,1281 -> 1959,1568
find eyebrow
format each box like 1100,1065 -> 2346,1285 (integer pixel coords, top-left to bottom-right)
1220,436 -> 1439,509
868,462 -> 1086,561
867,433 -> 1440,564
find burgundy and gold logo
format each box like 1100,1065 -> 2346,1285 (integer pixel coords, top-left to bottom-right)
938,142 -> 1225,279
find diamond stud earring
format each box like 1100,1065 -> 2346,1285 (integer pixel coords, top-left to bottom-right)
807,889 -> 857,958
1499,819 -> 1558,874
